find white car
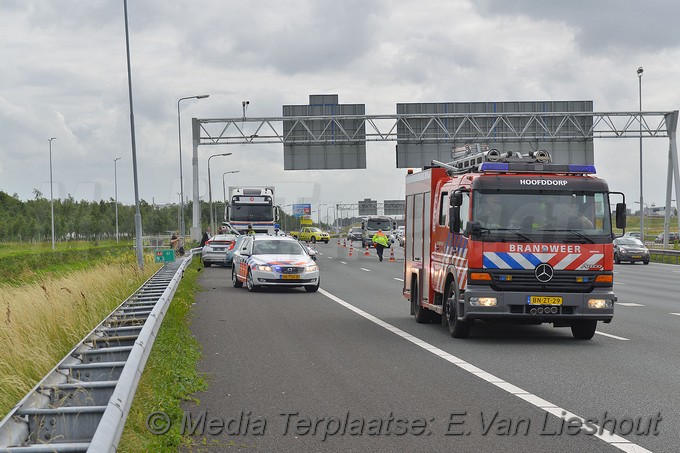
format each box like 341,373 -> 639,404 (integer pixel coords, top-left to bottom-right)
201,234 -> 239,267
231,236 -> 320,292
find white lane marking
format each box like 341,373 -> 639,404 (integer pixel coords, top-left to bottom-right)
318,288 -> 649,453
670,313 -> 680,316
327,256 -> 333,259
614,282 -> 625,285
394,277 -> 404,282
617,303 -> 645,307
360,268 -> 371,272
594,331 -> 630,341
340,261 -> 347,265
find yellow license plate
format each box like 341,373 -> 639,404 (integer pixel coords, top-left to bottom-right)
281,274 -> 300,280
528,296 -> 563,305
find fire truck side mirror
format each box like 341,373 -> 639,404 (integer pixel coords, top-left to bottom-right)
450,206 -> 460,233
451,191 -> 463,207
615,203 -> 626,229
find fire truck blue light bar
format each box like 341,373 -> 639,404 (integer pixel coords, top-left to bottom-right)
479,163 -> 509,171
568,164 -> 596,174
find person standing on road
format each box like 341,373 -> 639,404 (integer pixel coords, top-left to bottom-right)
372,229 -> 390,262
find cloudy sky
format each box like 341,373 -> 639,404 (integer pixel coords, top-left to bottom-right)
2,0 -> 679,222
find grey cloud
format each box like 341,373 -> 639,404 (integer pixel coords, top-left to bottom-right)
473,0 -> 680,54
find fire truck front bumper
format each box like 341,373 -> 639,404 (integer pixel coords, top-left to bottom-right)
459,288 -> 615,323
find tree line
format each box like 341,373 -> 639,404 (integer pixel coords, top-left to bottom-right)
0,190 -> 224,243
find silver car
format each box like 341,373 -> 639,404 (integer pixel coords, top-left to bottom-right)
201,234 -> 239,267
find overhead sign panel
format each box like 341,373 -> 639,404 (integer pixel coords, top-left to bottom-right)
395,100 -> 594,168
283,94 -> 366,170
384,199 -> 405,216
358,198 -> 377,216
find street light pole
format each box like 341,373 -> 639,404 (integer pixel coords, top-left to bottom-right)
48,137 -> 57,250
114,157 -> 121,242
638,66 -> 644,241
208,153 -> 232,233
177,94 -> 209,247
222,170 -> 240,223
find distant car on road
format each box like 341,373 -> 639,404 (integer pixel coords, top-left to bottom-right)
201,233 -> 238,267
347,227 -> 363,242
613,237 -> 650,265
654,232 -> 680,244
623,231 -> 641,239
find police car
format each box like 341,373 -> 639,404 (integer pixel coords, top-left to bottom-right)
231,235 -> 320,292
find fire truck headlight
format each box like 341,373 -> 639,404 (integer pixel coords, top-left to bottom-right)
588,298 -> 613,309
469,297 -> 497,307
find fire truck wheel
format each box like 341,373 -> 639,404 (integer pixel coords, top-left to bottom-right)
570,320 -> 597,340
232,268 -> 243,288
412,282 -> 431,323
446,285 -> 471,338
246,270 -> 259,292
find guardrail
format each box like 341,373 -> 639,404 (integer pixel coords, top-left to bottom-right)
649,248 -> 680,264
0,249 -> 199,452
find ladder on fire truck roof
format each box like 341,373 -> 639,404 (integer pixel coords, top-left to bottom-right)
431,144 -> 552,174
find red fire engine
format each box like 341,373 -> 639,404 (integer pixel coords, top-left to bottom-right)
403,148 -> 626,340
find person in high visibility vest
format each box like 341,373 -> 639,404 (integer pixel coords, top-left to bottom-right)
247,224 -> 256,235
372,229 -> 390,262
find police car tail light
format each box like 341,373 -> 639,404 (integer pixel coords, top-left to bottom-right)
588,298 -> 613,309
469,297 -> 497,307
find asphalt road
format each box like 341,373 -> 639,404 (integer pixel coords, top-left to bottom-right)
183,242 -> 678,452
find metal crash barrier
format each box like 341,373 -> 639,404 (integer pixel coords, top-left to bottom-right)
0,249 -> 200,452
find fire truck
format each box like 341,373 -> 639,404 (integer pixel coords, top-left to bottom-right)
403,148 -> 626,340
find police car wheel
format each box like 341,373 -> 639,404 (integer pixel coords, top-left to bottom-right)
232,268 -> 243,288
246,270 -> 258,292
305,281 -> 320,293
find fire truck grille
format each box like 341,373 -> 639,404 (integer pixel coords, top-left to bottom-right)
488,270 -> 601,293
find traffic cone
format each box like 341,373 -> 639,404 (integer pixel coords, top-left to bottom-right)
348,242 -> 353,256
337,237 -> 341,246
343,238 -> 347,248
389,247 -> 396,262
364,244 -> 370,256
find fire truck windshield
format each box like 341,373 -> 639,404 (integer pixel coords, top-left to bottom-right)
230,204 -> 274,222
472,191 -> 611,243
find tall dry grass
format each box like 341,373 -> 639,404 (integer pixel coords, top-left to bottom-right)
0,255 -> 160,418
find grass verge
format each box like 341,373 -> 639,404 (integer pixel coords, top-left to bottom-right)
0,252 -> 160,418
117,258 -> 207,452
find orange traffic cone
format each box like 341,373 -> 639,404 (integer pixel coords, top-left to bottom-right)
389,247 -> 396,262
343,239 -> 347,248
364,244 -> 370,256
348,242 -> 354,256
